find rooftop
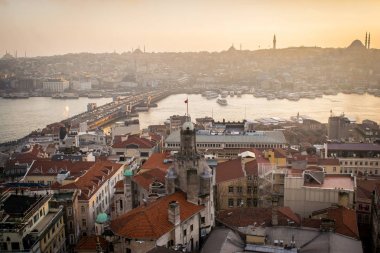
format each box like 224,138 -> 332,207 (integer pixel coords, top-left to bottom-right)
304,174 -> 355,191
247,226 -> 362,253
216,158 -> 258,184
326,143 -> 380,152
139,152 -> 172,173
165,130 -> 287,144
110,191 -> 204,240
133,168 -> 167,191
112,135 -> 156,149
217,207 -> 301,228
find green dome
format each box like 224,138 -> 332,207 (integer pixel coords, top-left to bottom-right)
96,213 -> 109,224
124,170 -> 133,177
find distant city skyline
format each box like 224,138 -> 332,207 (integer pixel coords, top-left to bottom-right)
0,0 -> 379,56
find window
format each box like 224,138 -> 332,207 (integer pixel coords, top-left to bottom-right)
11,242 -> 20,250
201,217 -> 206,224
1,242 -> 8,251
333,167 -> 336,172
119,199 -> 123,210
183,229 -> 187,236
190,224 -> 194,231
228,186 -> 233,193
247,186 -> 252,194
81,206 -> 86,214
67,207 -> 72,216
247,175 -> 252,180
82,219 -> 87,227
228,198 -> 234,207
247,198 -> 252,207
237,198 -> 243,206
167,240 -> 174,247
237,186 -> 243,193
126,248 -> 132,253
69,221 -> 73,230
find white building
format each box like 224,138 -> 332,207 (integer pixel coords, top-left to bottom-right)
284,167 -> 355,217
43,79 -> 69,93
72,81 -> 92,91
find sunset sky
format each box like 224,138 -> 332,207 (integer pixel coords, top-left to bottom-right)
1,0 -> 379,56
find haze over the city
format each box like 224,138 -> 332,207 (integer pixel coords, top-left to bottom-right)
0,0 -> 379,56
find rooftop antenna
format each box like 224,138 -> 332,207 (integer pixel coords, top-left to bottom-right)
365,32 -> 368,48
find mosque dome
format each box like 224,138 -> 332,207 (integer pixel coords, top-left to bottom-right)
96,213 -> 109,224
182,121 -> 194,131
347,40 -> 366,49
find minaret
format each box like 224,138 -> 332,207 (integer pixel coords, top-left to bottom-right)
365,32 -> 368,48
273,34 -> 277,50
368,33 -> 371,49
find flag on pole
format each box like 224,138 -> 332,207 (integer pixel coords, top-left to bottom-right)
185,97 -> 189,116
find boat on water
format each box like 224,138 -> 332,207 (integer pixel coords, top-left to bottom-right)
88,93 -> 103,98
236,91 -> 242,97
206,92 -> 219,99
267,94 -> 276,100
229,91 -> 235,97
52,93 -> 79,99
217,98 -> 228,105
221,91 -> 228,98
287,93 -> 300,101
2,92 -> 29,99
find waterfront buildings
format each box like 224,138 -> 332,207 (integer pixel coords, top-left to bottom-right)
42,79 -> 69,93
164,130 -> 287,160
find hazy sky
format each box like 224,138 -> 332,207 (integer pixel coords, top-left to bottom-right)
1,0 -> 379,56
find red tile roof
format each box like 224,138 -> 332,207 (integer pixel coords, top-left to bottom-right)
318,158 -> 340,166
356,179 -> 380,200
112,135 -> 156,149
74,235 -> 108,252
216,158 -> 258,184
307,206 -> 360,239
58,161 -> 124,200
110,191 -> 204,240
217,207 -> 301,227
133,168 -> 167,191
140,153 -> 172,173
26,159 -> 95,178
114,180 -> 124,190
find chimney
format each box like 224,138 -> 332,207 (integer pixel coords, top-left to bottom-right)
168,201 -> 180,226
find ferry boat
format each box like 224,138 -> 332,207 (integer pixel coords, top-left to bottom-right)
217,98 -> 228,106
88,93 -> 103,98
52,93 -> 79,99
206,92 -> 219,99
221,91 -> 228,98
2,92 -> 29,99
